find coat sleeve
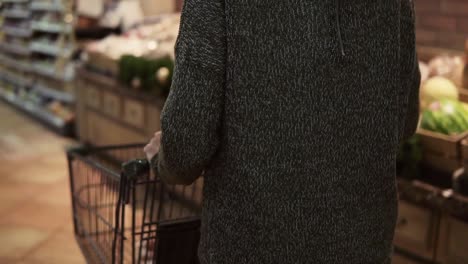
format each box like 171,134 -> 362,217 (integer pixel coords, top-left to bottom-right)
398,0 -> 421,143
153,0 -> 226,185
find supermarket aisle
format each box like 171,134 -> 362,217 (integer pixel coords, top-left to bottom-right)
0,102 -> 85,263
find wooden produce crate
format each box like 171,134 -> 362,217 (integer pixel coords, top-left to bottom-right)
437,216 -> 468,264
435,191 -> 468,264
458,88 -> 468,104
397,178 -> 468,264
75,67 -> 165,146
417,129 -> 468,174
394,200 -> 440,261
395,179 -> 444,263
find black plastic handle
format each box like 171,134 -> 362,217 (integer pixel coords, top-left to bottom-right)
122,158 -> 150,180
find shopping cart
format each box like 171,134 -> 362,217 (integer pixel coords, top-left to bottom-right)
66,144 -> 204,264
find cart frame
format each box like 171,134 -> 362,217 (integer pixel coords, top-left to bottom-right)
67,143 -> 203,264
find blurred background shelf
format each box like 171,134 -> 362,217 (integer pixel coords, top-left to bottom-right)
2,9 -> 30,19
2,25 -> 33,38
34,83 -> 74,104
0,54 -> 31,72
0,88 -> 73,135
31,21 -> 72,34
0,0 -> 76,136
29,41 -> 73,57
32,63 -> 74,81
0,42 -> 31,56
30,2 -> 64,12
0,70 -> 33,88
1,0 -> 29,3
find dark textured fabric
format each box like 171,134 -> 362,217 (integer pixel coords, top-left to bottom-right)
155,0 -> 420,263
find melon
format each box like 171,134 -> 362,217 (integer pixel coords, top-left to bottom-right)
421,100 -> 468,135
421,76 -> 458,109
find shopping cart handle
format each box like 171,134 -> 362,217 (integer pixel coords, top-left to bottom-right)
122,158 -> 150,180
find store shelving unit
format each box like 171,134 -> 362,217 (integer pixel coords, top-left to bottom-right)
0,0 -> 75,136
2,25 -> 32,37
3,8 -> 30,18
30,39 -> 73,57
0,53 -> 31,72
30,1 -> 64,12
0,88 -> 72,133
0,41 -> 31,55
2,0 -> 30,4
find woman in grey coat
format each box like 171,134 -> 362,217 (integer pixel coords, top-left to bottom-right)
144,0 -> 421,263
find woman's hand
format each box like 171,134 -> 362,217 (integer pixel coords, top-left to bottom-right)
143,131 -> 162,161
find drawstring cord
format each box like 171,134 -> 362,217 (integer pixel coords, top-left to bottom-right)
335,0 -> 345,56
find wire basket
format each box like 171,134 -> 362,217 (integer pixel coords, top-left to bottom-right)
66,144 -> 203,264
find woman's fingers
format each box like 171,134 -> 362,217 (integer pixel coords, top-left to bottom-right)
143,144 -> 151,154
144,145 -> 157,161
143,132 -> 162,161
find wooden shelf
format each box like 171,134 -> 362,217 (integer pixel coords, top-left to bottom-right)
78,67 -> 164,105
76,67 -> 165,145
398,178 -> 468,221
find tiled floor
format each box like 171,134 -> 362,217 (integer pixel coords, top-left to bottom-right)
0,102 -> 85,263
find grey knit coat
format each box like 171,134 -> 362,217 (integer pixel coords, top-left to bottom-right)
153,0 -> 421,263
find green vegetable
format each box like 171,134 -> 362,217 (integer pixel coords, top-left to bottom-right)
422,99 -> 468,135
118,55 -> 174,95
421,110 -> 438,132
431,110 -> 451,134
452,101 -> 468,128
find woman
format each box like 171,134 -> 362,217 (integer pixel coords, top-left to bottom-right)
144,0 -> 420,263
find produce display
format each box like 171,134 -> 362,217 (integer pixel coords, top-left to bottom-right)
418,53 -> 467,135
84,13 -> 180,96
85,13 -> 180,61
427,55 -> 464,87
420,76 -> 458,109
421,99 -> 468,135
118,55 -> 174,96
396,47 -> 468,191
